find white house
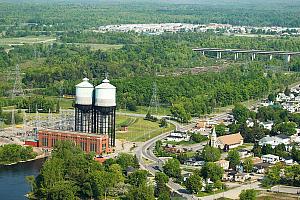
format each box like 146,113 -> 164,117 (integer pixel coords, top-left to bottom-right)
259,135 -> 290,148
259,121 -> 274,131
166,132 -> 190,142
262,154 -> 280,164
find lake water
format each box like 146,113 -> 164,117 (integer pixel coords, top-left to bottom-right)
0,159 -> 45,200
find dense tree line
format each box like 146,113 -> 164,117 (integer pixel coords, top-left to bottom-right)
2,0 -> 300,34
0,144 -> 37,164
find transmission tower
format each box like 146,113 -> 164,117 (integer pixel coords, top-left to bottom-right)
11,64 -> 24,98
147,82 -> 160,116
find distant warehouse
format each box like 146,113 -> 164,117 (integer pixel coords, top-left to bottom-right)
38,129 -> 112,154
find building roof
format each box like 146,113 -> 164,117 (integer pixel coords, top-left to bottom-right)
215,159 -> 229,165
217,133 -> 243,145
76,77 -> 94,88
196,121 -> 206,128
276,134 -> 290,139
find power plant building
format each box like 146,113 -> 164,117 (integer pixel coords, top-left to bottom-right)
74,77 -> 116,147
37,77 -> 117,154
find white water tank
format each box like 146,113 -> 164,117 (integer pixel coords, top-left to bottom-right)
95,78 -> 116,107
75,78 -> 94,105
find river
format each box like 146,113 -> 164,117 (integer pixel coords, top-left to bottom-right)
0,159 -> 45,200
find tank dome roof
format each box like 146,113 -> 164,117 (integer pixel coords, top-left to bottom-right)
95,78 -> 116,89
76,78 -> 94,88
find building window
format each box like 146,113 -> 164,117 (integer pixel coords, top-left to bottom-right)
102,143 -> 106,152
80,142 -> 86,151
90,143 -> 97,152
52,138 -> 57,146
42,137 -> 48,146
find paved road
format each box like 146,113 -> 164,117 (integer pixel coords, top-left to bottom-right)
200,182 -> 260,200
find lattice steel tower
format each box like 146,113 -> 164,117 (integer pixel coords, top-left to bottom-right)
147,82 -> 160,116
11,64 -> 24,98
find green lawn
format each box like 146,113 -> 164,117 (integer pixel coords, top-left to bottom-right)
116,115 -> 175,142
0,36 -> 56,45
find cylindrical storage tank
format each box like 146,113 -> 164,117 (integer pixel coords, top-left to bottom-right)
95,78 -> 116,107
75,78 -> 94,105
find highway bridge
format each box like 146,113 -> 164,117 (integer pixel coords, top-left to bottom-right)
192,48 -> 300,62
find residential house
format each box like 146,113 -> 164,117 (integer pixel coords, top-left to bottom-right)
259,134 -> 290,148
262,154 -> 280,164
238,149 -> 254,159
215,159 -> 230,170
259,121 -> 274,131
166,132 -> 190,142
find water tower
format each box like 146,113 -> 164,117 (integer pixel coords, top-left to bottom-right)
94,78 -> 116,147
75,78 -> 94,133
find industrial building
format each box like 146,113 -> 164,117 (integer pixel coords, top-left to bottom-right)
38,129 -> 112,154
75,77 -> 116,147
33,77 -> 117,155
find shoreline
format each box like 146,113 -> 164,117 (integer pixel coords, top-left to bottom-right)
1,154 -> 48,166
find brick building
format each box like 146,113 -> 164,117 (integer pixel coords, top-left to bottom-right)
38,130 -> 112,155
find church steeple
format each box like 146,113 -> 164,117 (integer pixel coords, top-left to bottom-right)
211,126 -> 217,148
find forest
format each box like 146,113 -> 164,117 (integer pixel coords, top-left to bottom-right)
1,0 -> 300,36
1,31 -> 300,119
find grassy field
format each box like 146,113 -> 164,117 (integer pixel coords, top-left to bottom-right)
118,106 -> 171,116
66,43 -> 123,51
257,191 -> 299,200
0,36 -> 56,45
116,114 -> 175,142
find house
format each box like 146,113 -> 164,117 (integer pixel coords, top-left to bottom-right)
222,170 -> 249,182
262,154 -> 280,164
259,135 -> 290,148
259,121 -> 274,130
195,120 -> 208,131
212,132 -> 244,150
166,132 -> 190,142
215,159 -> 230,170
234,173 -> 250,182
238,149 -> 254,159
253,162 -> 272,174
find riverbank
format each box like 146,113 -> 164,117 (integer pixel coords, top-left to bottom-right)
2,153 -> 48,166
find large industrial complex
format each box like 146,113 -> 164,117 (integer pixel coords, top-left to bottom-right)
25,77 -> 117,155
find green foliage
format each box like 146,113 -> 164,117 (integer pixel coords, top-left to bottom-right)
243,158 -> 254,173
162,158 -> 182,179
239,189 -> 257,200
31,141 -> 136,199
154,172 -> 170,198
185,172 -> 203,194
272,122 -> 297,136
191,133 -> 208,143
127,170 -> 148,187
116,153 -> 139,170
0,144 -> 37,164
200,145 -> 221,162
126,183 -> 155,200
232,104 -> 250,123
262,164 -> 282,187
215,124 -> 227,136
262,144 -> 274,155
200,162 -> 224,182
226,150 -> 241,170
